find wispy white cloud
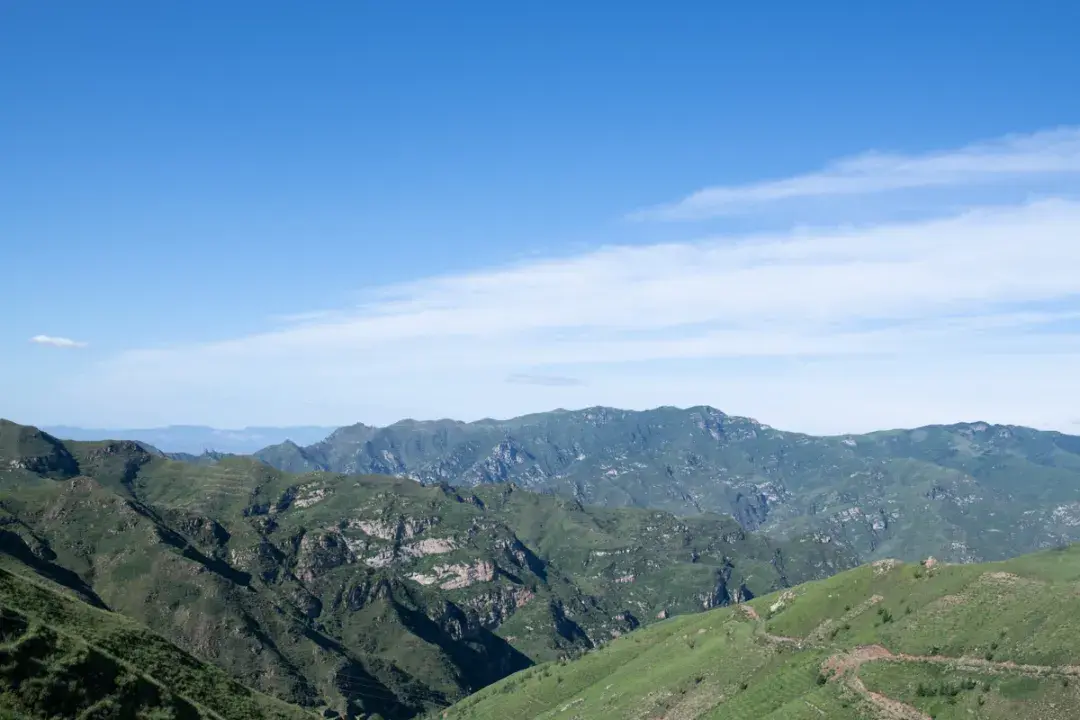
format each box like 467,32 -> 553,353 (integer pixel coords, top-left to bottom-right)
64,196 -> 1080,432
633,127 -> 1080,221
39,129 -> 1080,433
30,335 -> 87,349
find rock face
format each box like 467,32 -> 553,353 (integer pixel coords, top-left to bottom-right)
295,530 -> 355,582
408,561 -> 495,589
254,406 -> 1080,564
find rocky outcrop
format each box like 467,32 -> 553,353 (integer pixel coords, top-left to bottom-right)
229,539 -> 286,583
349,516 -> 439,543
293,485 -> 332,508
462,585 -> 536,628
344,575 -> 394,610
295,531 -> 354,582
407,561 -> 495,590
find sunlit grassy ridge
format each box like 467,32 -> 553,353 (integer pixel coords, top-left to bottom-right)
442,545 -> 1080,719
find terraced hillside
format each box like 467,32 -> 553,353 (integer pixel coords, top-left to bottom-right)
255,406 -> 1080,564
0,563 -> 314,720
443,544 -> 1080,720
0,420 -> 850,718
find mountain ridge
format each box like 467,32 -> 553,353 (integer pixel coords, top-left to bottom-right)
252,405 -> 1080,565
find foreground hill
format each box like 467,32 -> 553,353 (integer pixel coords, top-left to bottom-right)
0,420 -> 850,718
444,544 -> 1080,720
0,561 -> 313,719
255,406 -> 1080,564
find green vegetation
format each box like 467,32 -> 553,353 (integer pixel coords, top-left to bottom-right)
443,545 -> 1080,719
11,412 -> 1080,719
253,406 -> 1080,564
0,565 -> 313,719
0,420 -> 850,718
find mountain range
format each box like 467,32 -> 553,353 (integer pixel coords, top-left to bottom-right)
0,419 -> 849,719
253,406 -> 1080,565
11,405 -> 1080,719
42,424 -> 337,455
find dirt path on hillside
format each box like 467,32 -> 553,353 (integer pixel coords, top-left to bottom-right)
819,644 -> 1080,720
739,601 -> 927,719
821,645 -> 932,720
738,604 -> 805,647
736,596 -> 1080,720
889,651 -> 1080,676
806,595 -> 884,644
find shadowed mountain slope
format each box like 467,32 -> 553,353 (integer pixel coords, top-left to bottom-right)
0,561 -> 315,720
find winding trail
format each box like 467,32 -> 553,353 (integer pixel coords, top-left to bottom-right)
821,645 -> 931,720
738,604 -> 805,647
737,596 -> 1080,720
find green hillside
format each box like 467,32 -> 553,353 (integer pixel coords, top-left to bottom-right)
254,406 -> 1080,564
443,544 -> 1080,719
0,420 -> 850,718
0,562 -> 313,720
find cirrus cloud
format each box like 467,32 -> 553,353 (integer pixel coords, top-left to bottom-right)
30,335 -> 87,349
52,128 -> 1080,433
633,126 -> 1080,221
68,198 -> 1080,432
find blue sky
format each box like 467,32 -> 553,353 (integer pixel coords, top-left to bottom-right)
4,1 -> 1080,433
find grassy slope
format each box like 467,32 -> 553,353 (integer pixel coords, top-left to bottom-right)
0,564 -> 313,720
443,545 -> 1080,720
